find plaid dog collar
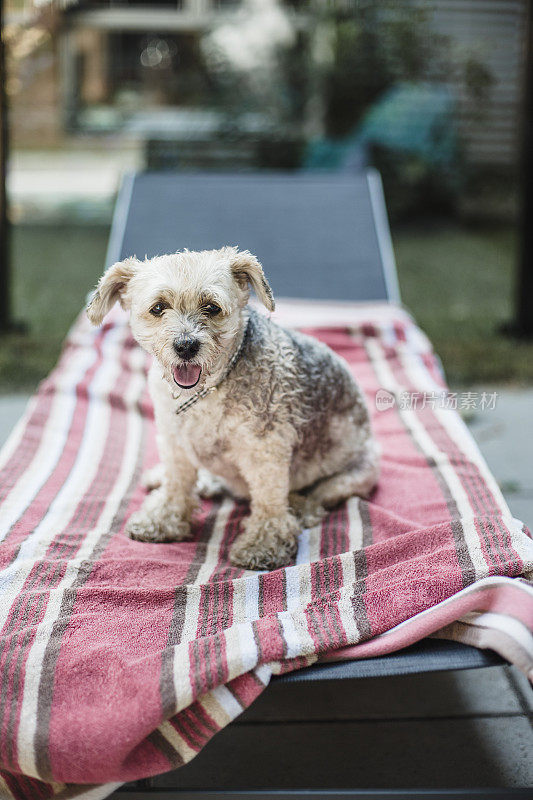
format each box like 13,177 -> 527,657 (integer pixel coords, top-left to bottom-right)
175,318 -> 249,416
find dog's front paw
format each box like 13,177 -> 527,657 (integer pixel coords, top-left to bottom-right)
126,489 -> 191,543
230,512 -> 300,570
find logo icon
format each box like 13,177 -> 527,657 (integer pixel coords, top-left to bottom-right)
375,389 -> 396,412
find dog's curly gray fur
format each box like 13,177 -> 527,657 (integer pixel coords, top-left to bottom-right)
87,247 -> 379,570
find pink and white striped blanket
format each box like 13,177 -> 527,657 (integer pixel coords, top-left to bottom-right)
0,300 -> 532,800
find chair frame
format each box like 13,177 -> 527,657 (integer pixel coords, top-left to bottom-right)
107,170 -> 529,800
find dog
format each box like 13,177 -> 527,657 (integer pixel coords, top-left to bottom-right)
87,247 -> 379,570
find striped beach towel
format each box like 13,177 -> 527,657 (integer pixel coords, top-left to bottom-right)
0,300 -> 532,800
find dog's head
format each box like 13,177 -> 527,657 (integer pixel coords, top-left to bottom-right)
87,247 -> 274,392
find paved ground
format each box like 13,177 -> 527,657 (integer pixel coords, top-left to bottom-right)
0,395 -> 30,447
9,148 -> 140,213
1,388 -> 532,788
467,388 -> 533,531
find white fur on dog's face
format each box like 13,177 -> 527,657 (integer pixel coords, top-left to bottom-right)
87,247 -> 274,393
128,250 -> 241,391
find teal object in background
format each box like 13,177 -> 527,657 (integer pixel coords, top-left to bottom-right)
305,82 -> 458,172
359,82 -> 457,167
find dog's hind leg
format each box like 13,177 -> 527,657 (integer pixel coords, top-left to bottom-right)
288,492 -> 326,528
308,443 -> 380,510
142,464 -> 227,499
142,463 -> 164,491
196,469 -> 228,499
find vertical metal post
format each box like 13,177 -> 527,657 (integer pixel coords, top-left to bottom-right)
515,0 -> 533,336
0,0 -> 11,333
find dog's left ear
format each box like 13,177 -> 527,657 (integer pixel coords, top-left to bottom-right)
230,250 -> 275,312
87,257 -> 139,325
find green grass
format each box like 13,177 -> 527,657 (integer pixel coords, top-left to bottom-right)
0,220 -> 531,393
0,224 -> 109,391
393,221 -> 533,385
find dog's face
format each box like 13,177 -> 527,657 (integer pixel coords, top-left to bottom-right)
87,247 -> 274,392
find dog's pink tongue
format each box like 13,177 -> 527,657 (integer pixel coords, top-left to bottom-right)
173,364 -> 201,388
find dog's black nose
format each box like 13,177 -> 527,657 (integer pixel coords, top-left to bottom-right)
173,336 -> 200,361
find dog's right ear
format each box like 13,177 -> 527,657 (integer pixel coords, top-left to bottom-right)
229,250 -> 275,312
87,257 -> 138,326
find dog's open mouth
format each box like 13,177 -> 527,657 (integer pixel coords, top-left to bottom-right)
172,364 -> 202,389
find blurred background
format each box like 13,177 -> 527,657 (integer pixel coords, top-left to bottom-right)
1,0 -> 532,391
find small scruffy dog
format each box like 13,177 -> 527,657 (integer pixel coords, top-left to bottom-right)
87,247 -> 379,570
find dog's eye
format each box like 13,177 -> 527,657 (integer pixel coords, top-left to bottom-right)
150,302 -> 167,317
203,303 -> 221,316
